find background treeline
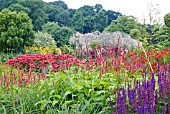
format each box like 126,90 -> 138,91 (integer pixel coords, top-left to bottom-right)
0,0 -> 122,33
0,0 -> 170,53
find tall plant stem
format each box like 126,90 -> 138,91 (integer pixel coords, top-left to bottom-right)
140,42 -> 154,72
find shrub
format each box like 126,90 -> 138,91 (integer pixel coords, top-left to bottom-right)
33,31 -> 56,47
164,12 -> 170,27
90,40 -> 101,49
0,9 -> 34,53
70,31 -> 140,50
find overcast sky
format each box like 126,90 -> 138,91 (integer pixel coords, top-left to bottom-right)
43,0 -> 170,23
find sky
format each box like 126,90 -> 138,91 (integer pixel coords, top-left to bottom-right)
43,0 -> 170,23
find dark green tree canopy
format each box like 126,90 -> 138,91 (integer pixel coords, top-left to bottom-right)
94,4 -> 103,13
94,10 -> 108,32
7,3 -> 30,13
105,15 -> 140,34
164,12 -> 170,27
78,5 -> 95,17
0,9 -> 34,53
19,0 -> 48,31
45,3 -> 70,27
106,10 -> 122,25
0,0 -> 18,11
49,0 -> 68,10
42,22 -> 74,47
71,10 -> 85,33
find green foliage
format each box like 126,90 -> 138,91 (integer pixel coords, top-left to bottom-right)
19,0 -> 48,31
0,9 -> 34,53
0,0 -> 18,11
61,45 -> 74,55
83,16 -> 95,33
56,27 -> 74,46
42,22 -> 74,47
90,40 -> 101,49
7,3 -> 30,13
164,12 -> 170,27
94,10 -> 108,32
1,0 -> 122,34
140,3 -> 166,50
0,53 -> 19,64
106,10 -> 122,25
45,1 -> 70,27
33,31 -> 56,47
78,5 -> 95,17
105,15 -> 140,34
49,0 -> 68,10
130,29 -> 141,39
42,22 -> 60,33
71,10 -> 85,33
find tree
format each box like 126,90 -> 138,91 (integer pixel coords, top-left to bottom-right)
45,1 -> 70,26
94,10 -> 108,32
164,12 -> 170,27
0,9 -> 34,53
7,3 -> 30,13
105,15 -> 140,34
19,0 -> 48,31
0,0 -> 18,11
68,9 -> 76,18
78,5 -> 95,17
83,16 -> 95,33
42,22 -> 60,34
71,10 -> 84,33
54,27 -> 74,46
140,2 -> 168,49
42,22 -> 74,47
106,10 -> 122,25
143,2 -> 162,45
94,4 -> 103,13
49,0 -> 68,10
34,31 -> 56,47
130,29 -> 141,39
162,13 -> 170,48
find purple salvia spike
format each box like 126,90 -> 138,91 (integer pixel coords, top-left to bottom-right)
138,106 -> 143,114
138,86 -> 141,106
155,90 -> 158,103
168,64 -> 170,77
110,97 -> 113,107
160,83 -> 164,98
0,78 -> 2,86
158,72 -> 161,85
158,62 -> 160,71
168,99 -> 170,114
151,73 -> 155,91
162,103 -> 166,114
122,87 -> 127,113
149,107 -> 154,114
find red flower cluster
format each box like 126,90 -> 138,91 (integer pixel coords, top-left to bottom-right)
5,54 -> 87,73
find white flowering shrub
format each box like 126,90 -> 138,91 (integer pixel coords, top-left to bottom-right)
33,31 -> 56,47
70,31 -> 141,50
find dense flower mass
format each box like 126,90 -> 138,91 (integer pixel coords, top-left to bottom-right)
5,54 -> 87,73
113,68 -> 170,113
1,46 -> 170,113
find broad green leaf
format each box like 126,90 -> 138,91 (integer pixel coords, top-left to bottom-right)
78,93 -> 84,101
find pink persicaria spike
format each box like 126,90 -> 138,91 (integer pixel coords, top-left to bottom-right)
138,41 -> 140,48
0,78 -> 2,86
118,37 -> 120,47
86,44 -> 89,53
103,43 -> 106,51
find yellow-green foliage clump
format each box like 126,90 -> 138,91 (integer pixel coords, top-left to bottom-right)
25,46 -> 61,54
